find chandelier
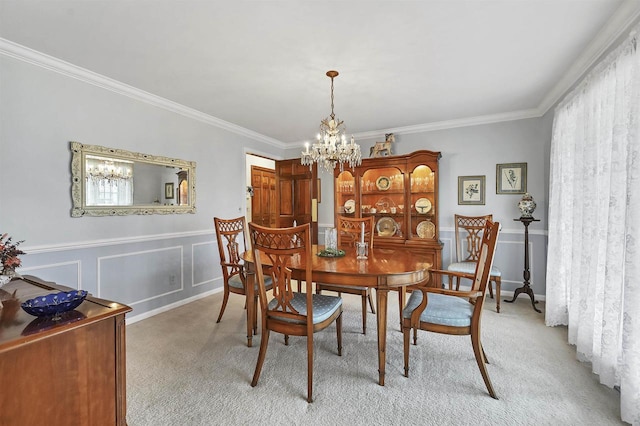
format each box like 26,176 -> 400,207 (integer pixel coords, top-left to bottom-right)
86,157 -> 133,183
301,70 -> 361,173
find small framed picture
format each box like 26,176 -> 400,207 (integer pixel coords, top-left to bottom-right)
165,182 -> 175,199
496,163 -> 527,194
458,175 -> 485,205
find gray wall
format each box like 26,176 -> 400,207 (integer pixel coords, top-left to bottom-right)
0,54 -> 284,321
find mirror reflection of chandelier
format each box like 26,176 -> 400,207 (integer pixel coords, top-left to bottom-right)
301,70 -> 362,173
85,156 -> 133,182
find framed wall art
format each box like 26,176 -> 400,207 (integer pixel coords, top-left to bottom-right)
496,163 -> 527,194
458,175 -> 485,205
165,182 -> 175,199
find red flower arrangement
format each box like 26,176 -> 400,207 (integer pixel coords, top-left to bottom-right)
0,233 -> 26,274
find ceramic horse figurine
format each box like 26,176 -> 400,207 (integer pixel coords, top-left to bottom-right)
369,133 -> 395,157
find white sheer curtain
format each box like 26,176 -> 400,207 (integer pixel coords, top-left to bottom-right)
546,30 -> 640,424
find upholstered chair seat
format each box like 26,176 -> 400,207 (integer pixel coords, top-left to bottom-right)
268,292 -> 343,324
403,291 -> 473,327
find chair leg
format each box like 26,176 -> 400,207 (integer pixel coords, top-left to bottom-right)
361,294 -> 367,334
251,329 -> 270,387
471,332 -> 497,399
284,335 -> 289,345
253,295 -> 259,335
403,323 -> 411,377
398,289 -> 405,330
454,276 -> 460,291
307,333 -> 314,403
367,290 -> 376,314
337,312 -> 343,356
495,277 -> 501,313
413,327 -> 418,345
488,281 -> 494,299
216,287 -> 230,323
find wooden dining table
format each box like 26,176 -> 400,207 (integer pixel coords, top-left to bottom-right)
242,244 -> 431,386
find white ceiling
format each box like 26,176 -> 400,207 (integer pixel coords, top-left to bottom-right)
1,1 -> 639,146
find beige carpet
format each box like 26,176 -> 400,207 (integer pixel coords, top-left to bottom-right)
126,291 -> 623,425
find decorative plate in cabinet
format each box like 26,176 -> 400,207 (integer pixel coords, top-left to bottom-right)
416,221 -> 436,239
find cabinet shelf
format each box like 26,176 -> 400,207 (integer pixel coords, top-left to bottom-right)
362,190 -> 404,195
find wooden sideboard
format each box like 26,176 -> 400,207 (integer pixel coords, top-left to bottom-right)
0,275 -> 131,425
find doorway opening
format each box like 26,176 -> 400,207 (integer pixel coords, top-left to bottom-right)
246,153 -> 276,227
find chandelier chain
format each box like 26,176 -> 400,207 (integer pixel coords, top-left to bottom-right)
329,75 -> 335,121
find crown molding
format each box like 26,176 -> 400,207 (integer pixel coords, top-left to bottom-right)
3,0 -> 638,149
0,38 -> 287,150
538,0 -> 640,115
351,108 -> 541,142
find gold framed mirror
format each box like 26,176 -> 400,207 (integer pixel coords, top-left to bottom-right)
70,141 -> 196,217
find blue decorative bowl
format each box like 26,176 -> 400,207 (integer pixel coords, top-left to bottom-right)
21,290 -> 88,318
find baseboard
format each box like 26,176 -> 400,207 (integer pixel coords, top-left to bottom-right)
126,287 -> 222,325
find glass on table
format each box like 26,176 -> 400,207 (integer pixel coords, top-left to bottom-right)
355,242 -> 368,260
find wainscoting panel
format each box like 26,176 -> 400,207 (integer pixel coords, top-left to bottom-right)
20,260 -> 82,290
192,241 -> 217,288
18,231 -> 221,321
98,246 -> 184,305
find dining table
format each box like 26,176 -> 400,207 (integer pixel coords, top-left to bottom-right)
242,244 -> 431,386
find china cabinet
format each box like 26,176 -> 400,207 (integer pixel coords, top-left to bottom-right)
334,150 -> 442,272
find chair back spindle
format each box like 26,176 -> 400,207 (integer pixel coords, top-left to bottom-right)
455,214 -> 492,263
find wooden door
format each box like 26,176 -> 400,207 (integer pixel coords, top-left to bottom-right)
251,166 -> 276,227
275,159 -> 318,243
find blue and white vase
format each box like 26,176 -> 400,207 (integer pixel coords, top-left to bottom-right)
518,193 -> 536,218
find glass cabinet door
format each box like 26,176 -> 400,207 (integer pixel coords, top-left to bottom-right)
335,171 -> 356,215
409,164 -> 436,241
360,167 -> 405,239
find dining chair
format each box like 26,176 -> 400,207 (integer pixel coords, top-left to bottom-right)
316,216 -> 375,334
214,216 -> 272,344
402,220 -> 501,398
248,222 -> 343,403
447,214 -> 502,312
